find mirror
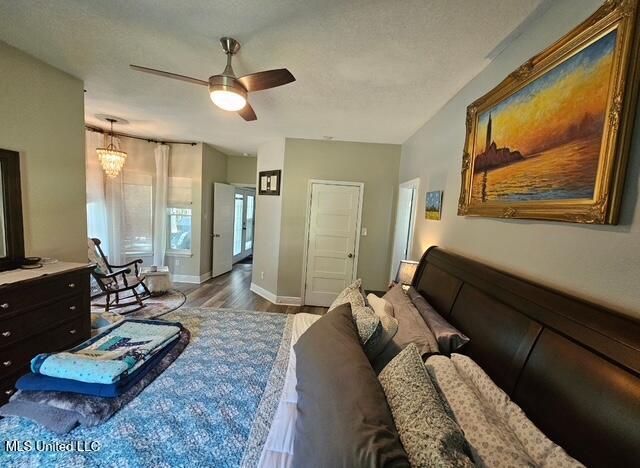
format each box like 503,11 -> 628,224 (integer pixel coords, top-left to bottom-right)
0,149 -> 24,271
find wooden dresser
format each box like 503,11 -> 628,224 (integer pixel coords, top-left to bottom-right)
0,262 -> 93,405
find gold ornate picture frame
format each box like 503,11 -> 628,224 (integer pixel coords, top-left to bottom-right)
458,0 -> 640,224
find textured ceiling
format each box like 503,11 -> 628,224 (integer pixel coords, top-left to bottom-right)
0,0 -> 542,155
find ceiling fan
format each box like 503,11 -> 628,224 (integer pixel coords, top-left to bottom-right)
130,37 -> 295,121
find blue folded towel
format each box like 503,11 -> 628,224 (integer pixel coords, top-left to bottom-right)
17,332 -> 181,397
31,319 -> 182,384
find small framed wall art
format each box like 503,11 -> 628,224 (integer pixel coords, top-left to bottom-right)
259,170 -> 281,196
425,191 -> 443,220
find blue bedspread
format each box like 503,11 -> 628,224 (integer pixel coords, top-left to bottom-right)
1,308 -> 294,468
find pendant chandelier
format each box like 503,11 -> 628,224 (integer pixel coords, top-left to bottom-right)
97,118 -> 127,178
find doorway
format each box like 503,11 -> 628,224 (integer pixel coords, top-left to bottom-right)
390,178 -> 419,281
233,187 -> 255,264
302,180 -> 364,307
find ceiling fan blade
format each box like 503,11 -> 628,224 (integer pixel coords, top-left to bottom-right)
237,69 -> 295,92
130,64 -> 208,86
238,102 -> 257,121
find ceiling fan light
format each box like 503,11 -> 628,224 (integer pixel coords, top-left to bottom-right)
210,89 -> 246,111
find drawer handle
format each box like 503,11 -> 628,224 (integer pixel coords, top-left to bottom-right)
4,389 -> 14,396
69,305 -> 77,311
1,331 -> 10,337
69,329 -> 77,335
0,303 -> 8,309
2,360 -> 11,367
68,283 -> 76,288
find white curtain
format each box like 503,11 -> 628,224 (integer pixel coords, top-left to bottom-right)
153,144 -> 170,266
104,136 -> 125,265
85,131 -> 110,258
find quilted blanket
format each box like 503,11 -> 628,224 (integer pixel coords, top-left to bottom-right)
0,308 -> 294,468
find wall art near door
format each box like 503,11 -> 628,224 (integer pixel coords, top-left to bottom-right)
458,0 -> 640,224
425,191 -> 443,220
258,170 -> 281,196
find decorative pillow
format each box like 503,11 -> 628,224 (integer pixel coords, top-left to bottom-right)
371,284 -> 439,373
450,353 -> 584,468
407,287 -> 469,354
379,344 -> 474,468
292,303 -> 410,468
361,308 -> 399,361
425,355 -> 584,468
426,355 -> 534,466
328,278 -> 366,311
367,293 -> 394,317
352,305 -> 381,345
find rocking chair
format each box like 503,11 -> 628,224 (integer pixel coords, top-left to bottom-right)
88,238 -> 152,312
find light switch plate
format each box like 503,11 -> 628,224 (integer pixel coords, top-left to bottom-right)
361,227 -> 368,236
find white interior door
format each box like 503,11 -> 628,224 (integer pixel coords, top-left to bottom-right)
304,181 -> 363,307
390,179 -> 419,281
212,183 -> 235,277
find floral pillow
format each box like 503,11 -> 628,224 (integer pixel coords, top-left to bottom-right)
328,279 -> 366,311
379,344 -> 474,467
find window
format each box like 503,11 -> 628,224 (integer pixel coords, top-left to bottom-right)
167,207 -> 192,254
245,194 -> 254,250
123,177 -> 153,254
233,193 -> 244,256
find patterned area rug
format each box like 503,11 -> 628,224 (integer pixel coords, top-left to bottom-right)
1,307 -> 294,468
91,289 -> 187,332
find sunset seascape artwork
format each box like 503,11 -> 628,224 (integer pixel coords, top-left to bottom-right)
470,30 -> 617,204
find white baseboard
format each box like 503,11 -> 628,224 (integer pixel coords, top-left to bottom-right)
172,271 -> 211,284
276,295 -> 302,306
250,283 -> 302,306
250,282 -> 277,302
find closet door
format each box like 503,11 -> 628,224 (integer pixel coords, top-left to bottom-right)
304,181 -> 363,307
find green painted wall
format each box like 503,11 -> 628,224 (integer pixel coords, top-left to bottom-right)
0,40 -> 86,262
277,138 -> 401,296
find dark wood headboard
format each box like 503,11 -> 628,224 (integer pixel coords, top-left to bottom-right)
412,246 -> 640,468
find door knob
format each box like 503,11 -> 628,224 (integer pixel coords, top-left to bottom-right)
213,234 -> 221,238
347,253 -> 353,258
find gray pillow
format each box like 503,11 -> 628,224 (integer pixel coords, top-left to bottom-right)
362,308 -> 399,361
372,284 -> 439,373
379,344 -> 474,468
293,303 -> 410,468
407,287 -> 469,355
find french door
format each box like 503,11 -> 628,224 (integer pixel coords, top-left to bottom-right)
233,187 -> 255,263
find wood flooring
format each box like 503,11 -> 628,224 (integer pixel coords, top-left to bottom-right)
174,263 -> 327,315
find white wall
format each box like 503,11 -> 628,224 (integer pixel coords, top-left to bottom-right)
400,0 -> 640,319
0,40 -> 86,262
252,139 -> 285,295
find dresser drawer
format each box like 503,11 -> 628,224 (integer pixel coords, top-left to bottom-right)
0,372 -> 22,404
0,315 -> 87,380
0,295 -> 85,348
0,271 -> 87,317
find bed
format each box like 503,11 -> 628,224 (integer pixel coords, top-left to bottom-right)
2,247 -> 639,467
410,247 -> 640,467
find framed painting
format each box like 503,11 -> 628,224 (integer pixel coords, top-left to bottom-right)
258,170 -> 281,195
425,191 -> 443,220
458,0 -> 640,224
